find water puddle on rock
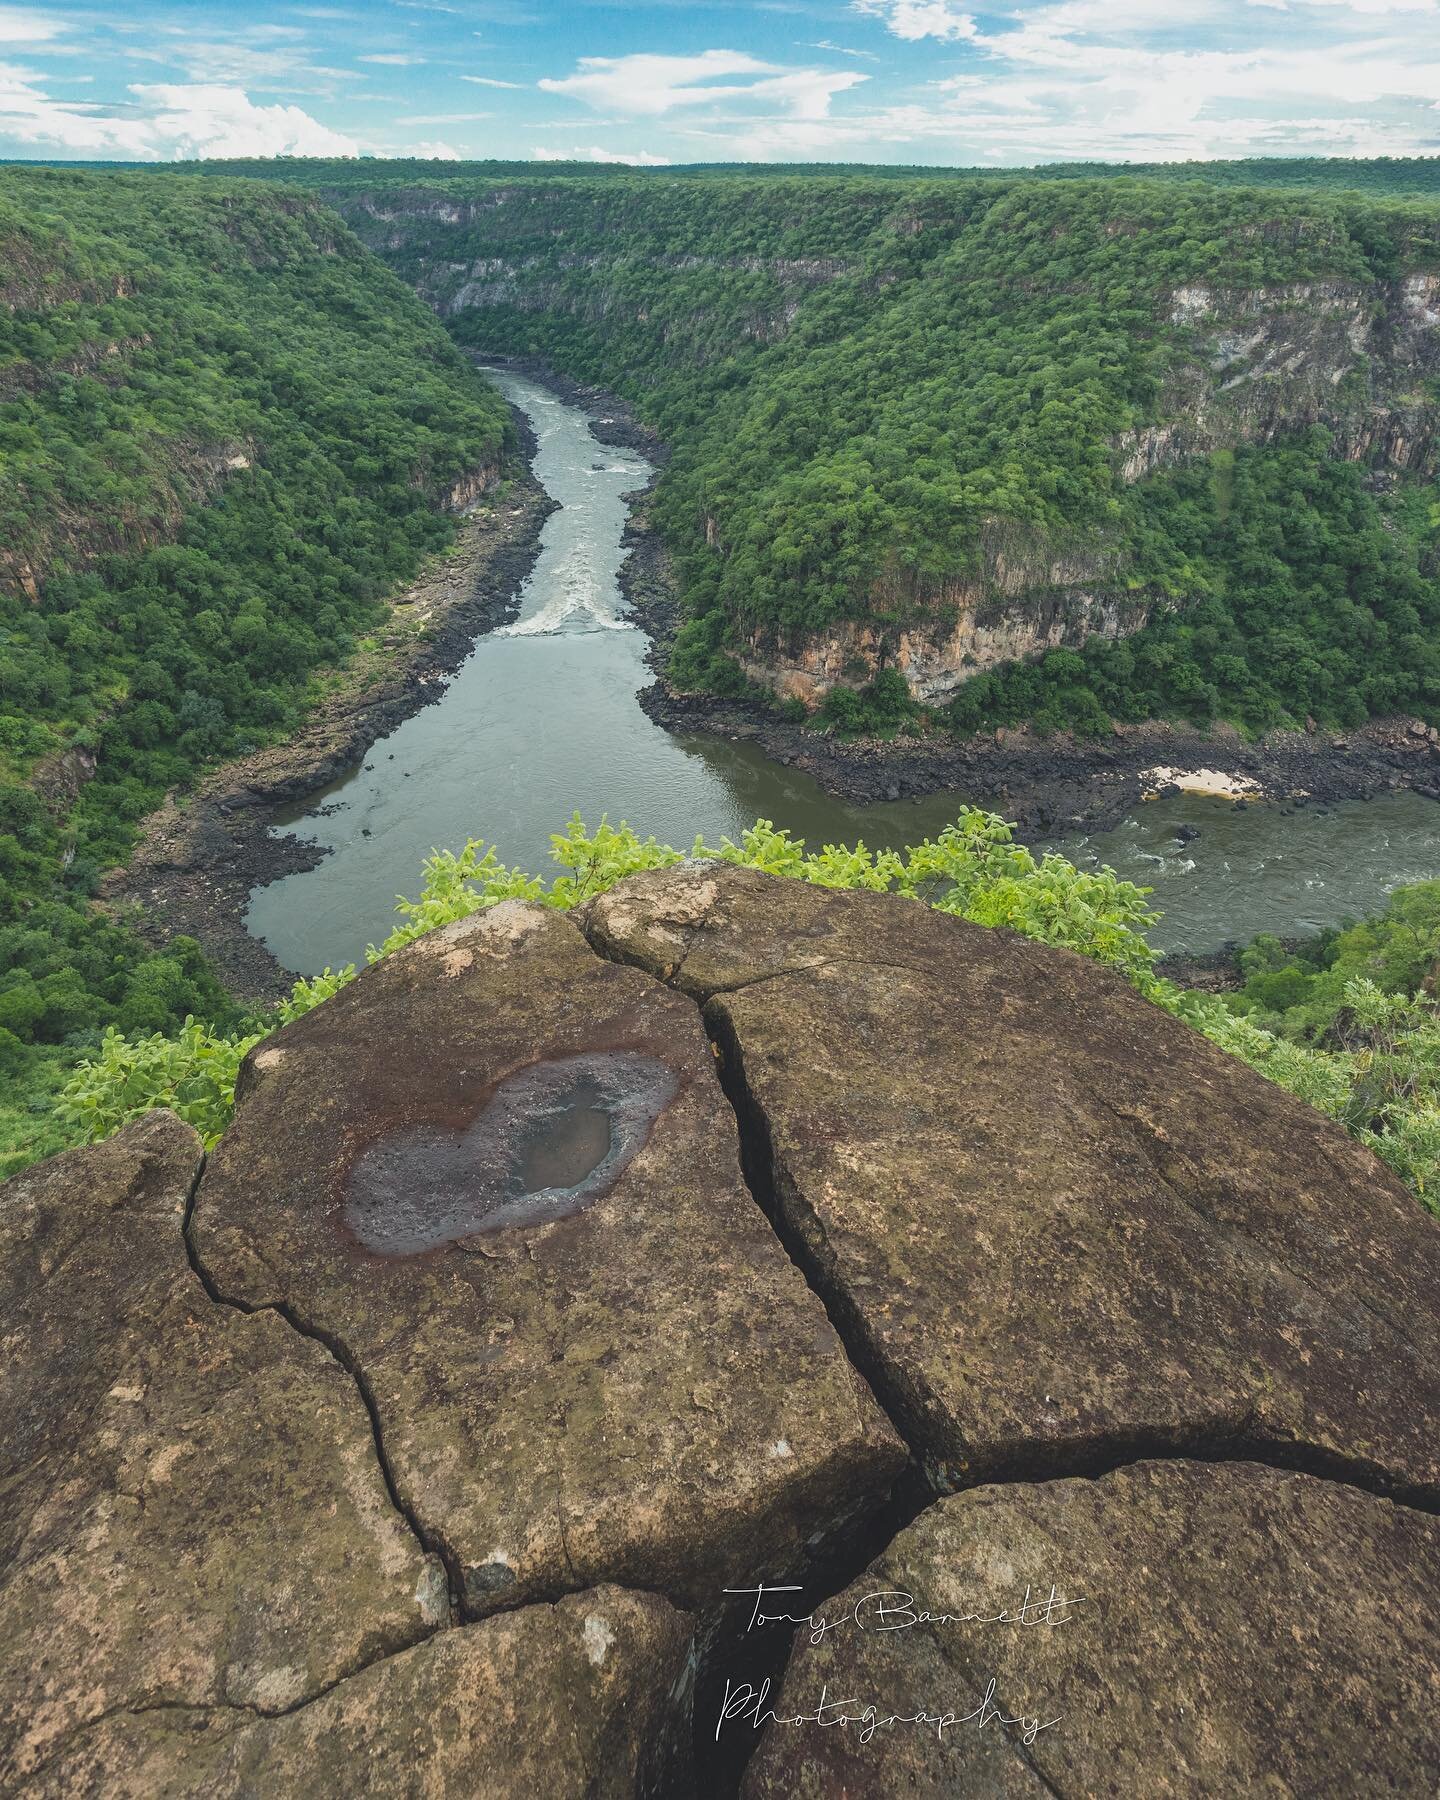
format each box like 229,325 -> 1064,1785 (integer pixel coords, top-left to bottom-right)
344,1051 -> 678,1254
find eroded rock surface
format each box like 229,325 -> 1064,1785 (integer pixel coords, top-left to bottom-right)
192,902 -> 905,1617
584,864 -> 1440,1501
0,1111 -> 444,1789
32,1586 -> 694,1799
741,1461 -> 1440,1796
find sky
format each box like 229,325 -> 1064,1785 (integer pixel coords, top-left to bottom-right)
0,0 -> 1437,169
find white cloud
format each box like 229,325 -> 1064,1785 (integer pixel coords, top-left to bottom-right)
460,75 -> 522,88
852,0 -> 979,41
407,138 -> 461,158
359,53 -> 425,65
702,0 -> 1433,165
533,143 -> 671,165
395,112 -> 492,124
0,70 -> 359,158
539,50 -> 866,119
133,83 -> 359,157
803,39 -> 882,60
0,7 -> 62,45
118,36 -> 359,97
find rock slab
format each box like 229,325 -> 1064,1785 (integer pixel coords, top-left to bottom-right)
192,902 -> 905,1617
585,864 -> 1440,1502
0,1111 -> 443,1789
32,1586 -> 694,1799
741,1460 -> 1440,1796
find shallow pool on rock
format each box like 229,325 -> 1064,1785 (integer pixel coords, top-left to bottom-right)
344,1051 -> 678,1253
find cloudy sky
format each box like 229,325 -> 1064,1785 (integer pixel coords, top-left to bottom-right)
1,0 -> 1437,168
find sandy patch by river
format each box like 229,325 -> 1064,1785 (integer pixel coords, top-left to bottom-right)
1141,766 -> 1263,801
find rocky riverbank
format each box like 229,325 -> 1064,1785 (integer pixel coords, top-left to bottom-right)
640,680 -> 1440,839
106,417 -> 555,1002
599,389 -> 1440,843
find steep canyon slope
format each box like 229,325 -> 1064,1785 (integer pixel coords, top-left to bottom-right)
0,168 -> 512,1158
295,166 -> 1440,735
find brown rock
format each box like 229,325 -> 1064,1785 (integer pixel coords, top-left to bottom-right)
583,865 -> 1440,1501
741,1461 -> 1440,1796
0,1111 -> 445,1789
32,1586 -> 694,1798
192,903 -> 905,1618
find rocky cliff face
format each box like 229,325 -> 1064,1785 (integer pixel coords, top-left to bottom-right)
737,524 -> 1141,707
334,181 -> 1440,709
1119,272 -> 1440,480
0,436 -> 257,605
743,271 -> 1440,708
5,869 -> 1438,1793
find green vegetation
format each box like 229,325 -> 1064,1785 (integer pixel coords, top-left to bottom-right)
166,154 -> 1440,198
1206,880 -> 1440,1203
8,159 -> 1440,1199
281,168 -> 1440,736
52,810 -> 1440,1216
945,435 -> 1440,736
0,167 -> 510,1156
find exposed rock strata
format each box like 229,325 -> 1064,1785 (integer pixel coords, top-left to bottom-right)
742,1460 -> 1440,1796
736,524 -> 1140,709
0,1111 -> 445,1789
737,270 -> 1440,707
584,864 -> 1440,1502
191,902 -> 906,1618
29,1587 -> 693,1799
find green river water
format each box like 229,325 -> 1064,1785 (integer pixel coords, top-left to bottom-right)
245,372 -> 1440,972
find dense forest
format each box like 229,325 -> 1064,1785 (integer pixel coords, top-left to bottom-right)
254,166 -> 1440,739
146,153 -> 1440,197
6,156 -> 1440,1173
0,167 -> 510,1161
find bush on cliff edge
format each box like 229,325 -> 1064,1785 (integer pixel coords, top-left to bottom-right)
54,810 -> 1440,1216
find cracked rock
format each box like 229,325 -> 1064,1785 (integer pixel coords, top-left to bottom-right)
192,903 -> 905,1618
583,865 -> 1440,1502
30,1586 -> 695,1798
0,1111 -> 443,1789
741,1460 -> 1440,1796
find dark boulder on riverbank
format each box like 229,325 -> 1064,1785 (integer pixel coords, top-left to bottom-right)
4,868 -> 1440,1794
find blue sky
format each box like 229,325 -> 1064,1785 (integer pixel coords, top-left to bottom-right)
1,0 -> 1437,167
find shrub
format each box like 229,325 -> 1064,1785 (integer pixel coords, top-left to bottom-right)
53,809 -> 1440,1213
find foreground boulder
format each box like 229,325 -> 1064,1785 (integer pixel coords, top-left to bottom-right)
585,864 -> 1440,1502
192,902 -> 905,1617
740,1460 -> 1440,1795
30,1586 -> 693,1798
0,1111 -> 445,1788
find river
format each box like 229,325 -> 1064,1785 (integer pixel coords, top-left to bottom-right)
245,372 -> 1440,973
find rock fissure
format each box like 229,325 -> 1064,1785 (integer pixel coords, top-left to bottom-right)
698,995 -> 927,1460
179,1156 -> 466,1619
703,987 -> 1440,1517
11,863 -> 1440,1792
580,867 -> 1440,1528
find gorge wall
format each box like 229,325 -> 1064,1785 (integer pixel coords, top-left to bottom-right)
320,173 -> 1440,711
0,172 -> 507,612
